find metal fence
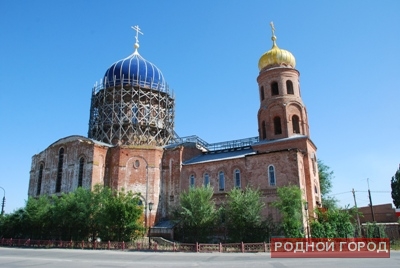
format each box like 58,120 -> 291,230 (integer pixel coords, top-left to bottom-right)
0,237 -> 271,253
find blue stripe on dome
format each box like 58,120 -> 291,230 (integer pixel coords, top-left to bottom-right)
104,52 -> 166,91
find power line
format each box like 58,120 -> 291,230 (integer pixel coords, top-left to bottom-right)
354,191 -> 390,193
330,191 -> 352,196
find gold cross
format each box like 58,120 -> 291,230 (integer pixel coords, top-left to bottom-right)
270,22 -> 275,37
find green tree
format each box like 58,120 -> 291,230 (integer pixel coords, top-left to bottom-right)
391,167 -> 400,208
0,186 -> 145,241
318,159 -> 338,209
175,186 -> 219,243
49,187 -> 98,240
365,222 -> 387,238
24,196 -> 52,239
69,187 -> 100,240
310,206 -> 356,238
273,185 -> 304,238
0,208 -> 27,238
100,188 -> 144,241
224,187 -> 266,242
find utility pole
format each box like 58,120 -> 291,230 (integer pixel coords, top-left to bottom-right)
352,188 -> 362,236
0,186 -> 5,215
367,178 -> 375,222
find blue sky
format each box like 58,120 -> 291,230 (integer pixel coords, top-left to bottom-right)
0,0 -> 399,213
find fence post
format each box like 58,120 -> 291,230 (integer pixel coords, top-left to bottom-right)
196,242 -> 199,253
219,242 -> 222,253
108,240 -> 110,250
264,242 -> 267,252
241,242 -> 244,253
81,240 -> 84,249
173,242 -> 176,252
155,242 -> 158,251
122,241 -> 125,251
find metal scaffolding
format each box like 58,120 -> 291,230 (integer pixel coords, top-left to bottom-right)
88,77 -> 175,146
168,135 -> 259,152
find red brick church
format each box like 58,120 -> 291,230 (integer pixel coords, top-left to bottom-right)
28,24 -> 321,234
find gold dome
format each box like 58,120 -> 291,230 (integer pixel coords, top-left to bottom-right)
258,22 -> 296,71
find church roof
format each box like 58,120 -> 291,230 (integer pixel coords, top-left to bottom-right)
183,147 -> 256,165
103,26 -> 166,91
258,22 -> 296,70
103,50 -> 166,91
47,135 -> 112,149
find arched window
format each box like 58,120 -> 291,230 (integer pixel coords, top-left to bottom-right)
271,82 -> 279,95
268,165 -> 276,186
218,171 -> 225,191
56,148 -> 64,193
292,115 -> 300,134
274,116 -> 282,135
190,174 -> 195,188
78,157 -> 84,187
260,86 -> 265,100
36,163 -> 44,196
286,80 -> 294,94
204,173 -> 210,186
234,169 -> 241,188
262,121 -> 266,140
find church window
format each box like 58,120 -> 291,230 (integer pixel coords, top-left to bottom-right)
219,171 -> 225,191
132,105 -> 138,124
56,148 -> 64,193
271,82 -> 279,96
311,154 -> 317,176
190,175 -> 195,188
93,108 -> 99,124
262,121 -> 266,140
204,173 -> 210,186
145,105 -> 151,122
134,159 -> 140,168
234,169 -> 241,188
286,80 -> 294,94
78,157 -> 84,187
268,165 -> 276,186
274,116 -> 282,135
260,86 -> 265,100
36,163 -> 44,196
292,115 -> 300,134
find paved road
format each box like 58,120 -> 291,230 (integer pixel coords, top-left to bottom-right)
0,247 -> 399,267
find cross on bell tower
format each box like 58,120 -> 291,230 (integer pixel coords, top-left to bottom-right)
257,22 -> 309,141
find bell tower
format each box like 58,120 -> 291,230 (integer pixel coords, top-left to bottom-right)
257,22 -> 310,141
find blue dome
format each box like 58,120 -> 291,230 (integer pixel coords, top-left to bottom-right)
103,50 -> 166,91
